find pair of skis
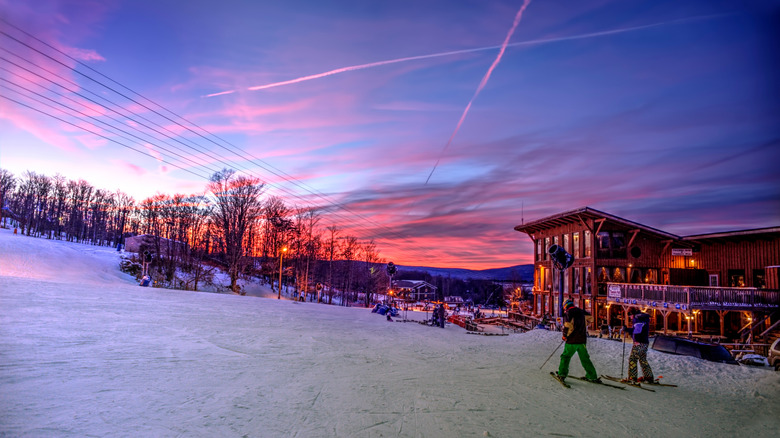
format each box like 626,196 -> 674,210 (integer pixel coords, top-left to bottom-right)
550,372 -> 676,391
549,372 -> 625,390
601,375 -> 677,390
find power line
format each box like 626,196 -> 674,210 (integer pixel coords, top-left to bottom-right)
0,19 -> 439,263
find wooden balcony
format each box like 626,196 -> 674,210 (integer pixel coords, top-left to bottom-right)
606,283 -> 780,312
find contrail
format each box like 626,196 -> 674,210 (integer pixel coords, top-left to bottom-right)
203,13 -> 725,99
425,0 -> 532,185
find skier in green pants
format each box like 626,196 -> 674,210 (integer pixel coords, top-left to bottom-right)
557,299 -> 600,383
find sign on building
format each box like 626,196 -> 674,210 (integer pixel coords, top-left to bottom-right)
607,284 -> 622,299
671,248 -> 693,256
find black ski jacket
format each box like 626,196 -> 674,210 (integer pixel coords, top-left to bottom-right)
562,306 -> 590,345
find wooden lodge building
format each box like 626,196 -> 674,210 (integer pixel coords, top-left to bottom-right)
514,207 -> 780,342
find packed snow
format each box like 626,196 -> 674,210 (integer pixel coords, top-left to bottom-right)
1,228 -> 778,437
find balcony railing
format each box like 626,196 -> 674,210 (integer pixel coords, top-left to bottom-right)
606,283 -> 780,311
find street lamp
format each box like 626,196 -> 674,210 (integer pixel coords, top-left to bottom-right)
278,247 -> 288,300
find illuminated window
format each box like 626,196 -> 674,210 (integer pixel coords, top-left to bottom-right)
753,269 -> 765,289
728,270 -> 745,287
573,267 -> 580,293
613,267 -> 625,283
584,230 -> 591,258
573,232 -> 580,258
598,267 -> 610,282
584,267 -> 592,295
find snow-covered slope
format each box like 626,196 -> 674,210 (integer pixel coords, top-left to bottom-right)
1,228 -> 778,437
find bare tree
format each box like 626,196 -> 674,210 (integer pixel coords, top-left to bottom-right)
208,169 -> 265,294
324,226 -> 340,304
0,169 -> 16,228
49,175 -> 68,239
340,235 -> 360,306
293,207 -> 321,300
360,239 -> 385,307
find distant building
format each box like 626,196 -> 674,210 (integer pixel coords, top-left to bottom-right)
393,280 -> 437,302
444,295 -> 465,308
514,207 -> 780,342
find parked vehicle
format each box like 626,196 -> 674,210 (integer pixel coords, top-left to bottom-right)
768,338 -> 780,371
651,335 -> 738,365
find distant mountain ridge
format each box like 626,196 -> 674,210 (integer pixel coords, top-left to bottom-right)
396,264 -> 533,282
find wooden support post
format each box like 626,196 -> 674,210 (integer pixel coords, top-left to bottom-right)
661,310 -> 670,334
716,310 -> 727,338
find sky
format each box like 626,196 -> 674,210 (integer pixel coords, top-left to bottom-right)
0,0 -> 779,269
1,228 -> 779,437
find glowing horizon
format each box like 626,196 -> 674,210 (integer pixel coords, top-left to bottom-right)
1,1 -> 778,270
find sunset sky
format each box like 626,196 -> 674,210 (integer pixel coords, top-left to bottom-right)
1,0 -> 778,269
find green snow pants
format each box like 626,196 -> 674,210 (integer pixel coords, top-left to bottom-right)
558,343 -> 598,380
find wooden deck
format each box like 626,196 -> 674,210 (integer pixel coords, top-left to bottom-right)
606,283 -> 780,312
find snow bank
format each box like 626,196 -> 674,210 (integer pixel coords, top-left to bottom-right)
1,228 -> 778,437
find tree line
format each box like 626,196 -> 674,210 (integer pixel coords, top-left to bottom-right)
0,167 -> 517,306
0,167 -> 387,302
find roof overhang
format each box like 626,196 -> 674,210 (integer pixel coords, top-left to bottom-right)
514,206 -> 679,240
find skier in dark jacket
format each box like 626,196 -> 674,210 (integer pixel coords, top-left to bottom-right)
625,308 -> 654,382
557,299 -> 600,383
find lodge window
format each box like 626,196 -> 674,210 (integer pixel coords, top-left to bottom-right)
628,268 -> 658,284
545,268 -> 552,291
728,270 -> 745,287
630,268 -> 642,283
544,237 -> 550,260
597,266 -> 610,282
613,267 -> 626,282
584,267 -> 592,295
536,239 -> 542,262
753,269 -> 766,289
573,267 -> 580,293
612,232 -> 626,258
584,230 -> 591,258
573,232 -> 580,258
564,234 -> 570,254
709,274 -> 719,287
597,232 -> 610,256
596,230 -> 627,258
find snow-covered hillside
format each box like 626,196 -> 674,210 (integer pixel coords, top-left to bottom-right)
1,228 -> 778,437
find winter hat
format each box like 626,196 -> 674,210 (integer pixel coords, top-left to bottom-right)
563,299 -> 574,310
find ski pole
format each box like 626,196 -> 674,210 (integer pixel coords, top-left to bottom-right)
539,339 -> 565,370
621,328 -> 627,378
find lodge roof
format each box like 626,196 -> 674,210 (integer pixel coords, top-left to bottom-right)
682,226 -> 780,244
394,280 -> 437,291
514,207 -> 779,244
513,206 -> 678,240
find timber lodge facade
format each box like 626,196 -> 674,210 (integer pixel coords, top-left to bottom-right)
514,207 -> 780,341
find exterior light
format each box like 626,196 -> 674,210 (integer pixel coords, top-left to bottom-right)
278,247 -> 288,300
